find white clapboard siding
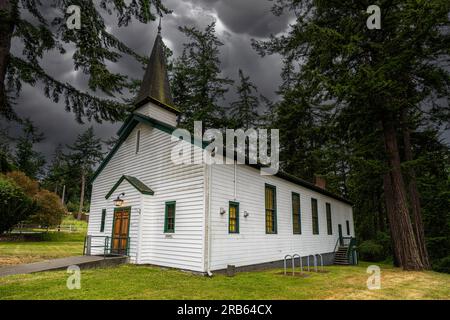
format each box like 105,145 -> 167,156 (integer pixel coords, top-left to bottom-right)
135,102 -> 177,127
208,163 -> 354,271
88,121 -> 205,272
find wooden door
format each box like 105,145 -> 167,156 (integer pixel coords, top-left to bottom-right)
111,208 -> 130,255
338,224 -> 343,246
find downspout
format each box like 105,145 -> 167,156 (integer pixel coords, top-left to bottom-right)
204,163 -> 213,276
136,195 -> 144,264
233,161 -> 237,201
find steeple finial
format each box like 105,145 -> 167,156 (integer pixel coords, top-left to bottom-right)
133,15 -> 179,113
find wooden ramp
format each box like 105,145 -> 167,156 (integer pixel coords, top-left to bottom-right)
0,255 -> 127,277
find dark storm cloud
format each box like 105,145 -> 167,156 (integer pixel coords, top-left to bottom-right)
183,0 -> 291,37
7,0 -> 289,163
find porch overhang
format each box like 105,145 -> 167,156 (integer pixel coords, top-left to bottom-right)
105,175 -> 154,199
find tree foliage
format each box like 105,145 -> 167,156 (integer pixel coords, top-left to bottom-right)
29,189 -> 66,227
14,119 -> 46,179
254,0 -> 450,270
0,175 -> 35,234
228,69 -> 261,129
66,127 -> 104,218
1,0 -> 171,122
171,22 -> 233,130
5,170 -> 39,196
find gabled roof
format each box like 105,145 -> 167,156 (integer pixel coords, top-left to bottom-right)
93,113 -> 353,206
105,175 -> 154,199
134,30 -> 180,114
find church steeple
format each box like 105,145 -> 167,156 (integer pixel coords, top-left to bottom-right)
134,21 -> 179,115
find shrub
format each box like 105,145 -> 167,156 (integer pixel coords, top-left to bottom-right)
433,256 -> 450,274
0,177 -> 35,234
426,236 -> 449,260
375,231 -> 392,258
5,171 -> 39,196
29,189 -> 67,228
358,240 -> 385,262
66,201 -> 78,213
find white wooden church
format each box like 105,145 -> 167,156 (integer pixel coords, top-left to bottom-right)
86,28 -> 355,274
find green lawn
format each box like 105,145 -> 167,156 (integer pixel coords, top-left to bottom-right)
0,216 -> 87,266
0,262 -> 448,300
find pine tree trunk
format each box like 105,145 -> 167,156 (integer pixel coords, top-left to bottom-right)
401,112 -> 431,269
382,116 -> 424,270
78,170 -> 85,220
0,0 -> 15,116
383,172 -> 402,267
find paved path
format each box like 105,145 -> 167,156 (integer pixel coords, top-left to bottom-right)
0,256 -> 125,277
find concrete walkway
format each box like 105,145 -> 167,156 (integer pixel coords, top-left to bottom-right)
0,255 -> 127,277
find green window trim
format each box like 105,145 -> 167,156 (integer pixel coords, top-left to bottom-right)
346,220 -> 350,235
228,201 -> 240,234
326,203 -> 332,235
292,192 -> 301,234
265,184 -> 277,234
100,209 -> 106,232
311,198 -> 319,235
164,201 -> 176,233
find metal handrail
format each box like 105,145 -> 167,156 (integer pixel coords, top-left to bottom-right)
333,237 -> 340,253
84,235 -> 130,257
346,237 -> 357,264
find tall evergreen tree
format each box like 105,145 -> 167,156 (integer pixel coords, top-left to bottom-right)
0,127 -> 14,173
43,144 -> 67,196
228,69 -> 260,129
171,22 -> 233,131
67,127 -> 103,219
0,0 -> 170,121
14,119 -> 45,179
254,0 -> 450,270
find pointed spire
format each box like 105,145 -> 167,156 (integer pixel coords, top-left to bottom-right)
134,20 -> 179,113
158,14 -> 162,35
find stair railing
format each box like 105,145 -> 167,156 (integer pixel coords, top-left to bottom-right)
333,237 -> 340,253
83,235 -> 130,258
346,237 -> 357,264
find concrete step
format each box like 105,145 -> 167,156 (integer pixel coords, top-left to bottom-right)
334,262 -> 350,265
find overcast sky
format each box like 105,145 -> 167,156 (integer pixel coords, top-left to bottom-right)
5,0 -> 291,163
5,0 -> 449,164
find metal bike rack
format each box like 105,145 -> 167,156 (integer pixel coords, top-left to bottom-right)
306,254 -> 318,272
292,254 -> 303,274
284,254 -> 294,276
315,253 -> 324,272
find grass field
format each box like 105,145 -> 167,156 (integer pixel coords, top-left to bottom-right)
0,262 -> 449,300
0,216 -> 87,266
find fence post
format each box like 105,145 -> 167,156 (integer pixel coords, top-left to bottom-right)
86,235 -> 92,255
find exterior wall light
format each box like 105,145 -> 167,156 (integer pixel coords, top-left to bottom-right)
220,207 -> 226,215
244,211 -> 249,218
114,192 -> 125,207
